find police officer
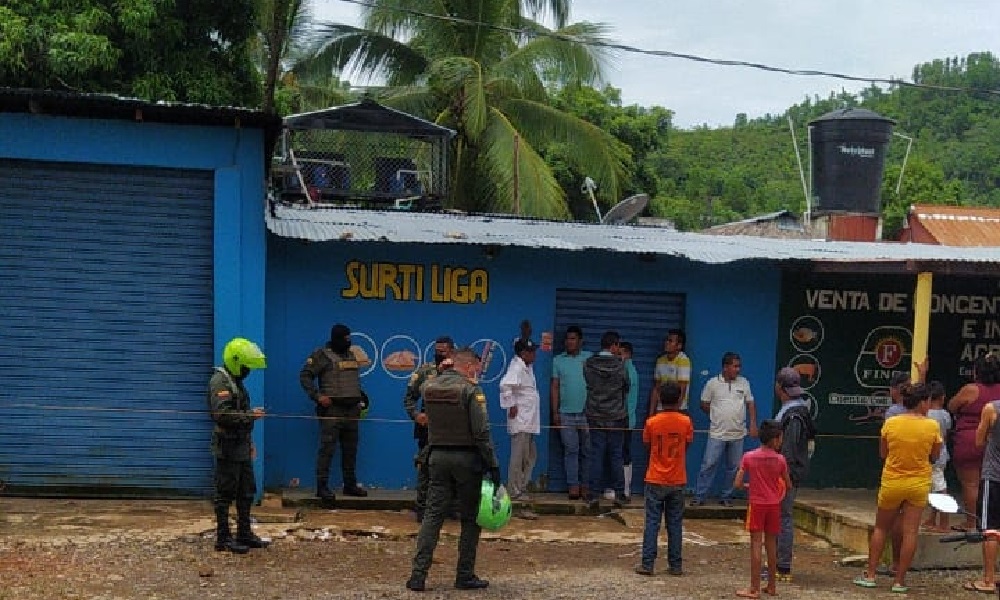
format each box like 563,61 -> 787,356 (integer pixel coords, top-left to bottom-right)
404,335 -> 455,521
208,337 -> 270,554
300,323 -> 369,500
406,348 -> 500,592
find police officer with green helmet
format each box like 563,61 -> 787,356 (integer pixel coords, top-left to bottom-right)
406,348 -> 501,592
208,337 -> 269,554
299,323 -> 369,501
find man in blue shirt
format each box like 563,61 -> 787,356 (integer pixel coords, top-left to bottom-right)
550,326 -> 593,500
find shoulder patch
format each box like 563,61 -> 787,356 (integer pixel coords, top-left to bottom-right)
474,392 -> 486,405
306,357 -> 314,365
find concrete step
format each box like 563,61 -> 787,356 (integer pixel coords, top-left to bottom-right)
793,498 -> 980,570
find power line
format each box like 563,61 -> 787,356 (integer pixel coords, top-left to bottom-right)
332,0 -> 1000,98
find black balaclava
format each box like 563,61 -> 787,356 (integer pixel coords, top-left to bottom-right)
329,323 -> 352,354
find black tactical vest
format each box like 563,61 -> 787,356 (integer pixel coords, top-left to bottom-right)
424,379 -> 474,446
319,349 -> 361,398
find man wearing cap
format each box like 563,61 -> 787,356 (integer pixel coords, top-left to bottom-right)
300,323 -> 369,501
500,339 -> 540,501
772,367 -> 817,582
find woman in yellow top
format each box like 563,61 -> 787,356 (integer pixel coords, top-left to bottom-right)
854,383 -> 942,593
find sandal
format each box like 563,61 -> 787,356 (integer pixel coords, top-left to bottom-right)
891,584 -> 909,593
736,590 -> 760,599
963,581 -> 997,594
853,575 -> 877,588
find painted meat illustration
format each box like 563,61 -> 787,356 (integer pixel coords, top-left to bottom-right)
349,345 -> 372,367
793,363 -> 817,382
792,327 -> 816,343
384,350 -> 417,371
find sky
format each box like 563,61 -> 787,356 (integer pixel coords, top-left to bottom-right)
312,0 -> 998,129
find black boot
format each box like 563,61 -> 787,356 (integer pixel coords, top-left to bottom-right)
236,501 -> 270,549
214,504 -> 249,554
316,479 -> 335,500
343,478 -> 368,497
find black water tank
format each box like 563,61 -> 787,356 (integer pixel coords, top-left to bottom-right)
808,108 -> 895,215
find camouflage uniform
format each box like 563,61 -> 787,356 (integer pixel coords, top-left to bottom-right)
300,346 -> 365,496
208,367 -> 258,550
403,362 -> 440,515
409,369 -> 499,585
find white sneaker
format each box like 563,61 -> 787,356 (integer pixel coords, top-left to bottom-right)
603,488 -> 616,500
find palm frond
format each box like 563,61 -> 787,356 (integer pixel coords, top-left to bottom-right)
501,98 -> 631,202
494,21 -> 615,87
306,22 -> 428,84
427,57 -> 488,141
375,86 -> 440,121
478,107 -> 570,219
519,0 -> 571,29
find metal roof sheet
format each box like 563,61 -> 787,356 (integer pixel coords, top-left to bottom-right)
910,204 -> 1000,247
0,88 -> 281,131
266,204 -> 1000,265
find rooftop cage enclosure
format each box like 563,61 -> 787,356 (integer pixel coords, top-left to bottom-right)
272,99 -> 455,212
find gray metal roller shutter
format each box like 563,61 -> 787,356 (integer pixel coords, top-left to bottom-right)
0,159 -> 214,497
548,288 -> 685,493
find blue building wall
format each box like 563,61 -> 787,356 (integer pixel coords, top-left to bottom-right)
0,113 -> 269,487
264,237 -> 782,493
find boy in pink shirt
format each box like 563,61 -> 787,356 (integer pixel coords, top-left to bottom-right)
734,420 -> 793,598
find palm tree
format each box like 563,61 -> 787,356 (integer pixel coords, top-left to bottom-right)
308,0 -> 630,218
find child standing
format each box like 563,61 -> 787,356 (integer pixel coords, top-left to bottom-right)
734,420 -> 793,598
635,382 -> 694,576
922,380 -> 952,532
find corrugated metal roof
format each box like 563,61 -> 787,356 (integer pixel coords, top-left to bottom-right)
266,204 -> 1000,265
910,204 -> 1000,247
0,88 -> 281,131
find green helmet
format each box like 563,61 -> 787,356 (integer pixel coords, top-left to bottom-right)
223,338 -> 267,374
477,480 -> 512,531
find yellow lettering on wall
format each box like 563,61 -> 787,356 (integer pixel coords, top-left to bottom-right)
342,261 -> 488,304
451,268 -> 469,304
469,269 -> 488,303
342,260 -> 361,298
379,263 -> 400,300
431,265 -> 446,302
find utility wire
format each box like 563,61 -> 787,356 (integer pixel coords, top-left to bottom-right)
332,0 -> 1000,98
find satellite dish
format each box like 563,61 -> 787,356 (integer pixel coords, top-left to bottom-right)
601,194 -> 649,225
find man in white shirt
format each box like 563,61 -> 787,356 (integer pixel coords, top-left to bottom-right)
691,352 -> 758,507
501,339 -> 540,500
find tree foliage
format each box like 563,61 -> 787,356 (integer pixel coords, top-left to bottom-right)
307,0 -> 630,218
0,0 -> 260,106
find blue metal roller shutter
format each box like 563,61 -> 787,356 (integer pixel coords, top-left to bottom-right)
0,159 -> 214,497
548,288 -> 685,494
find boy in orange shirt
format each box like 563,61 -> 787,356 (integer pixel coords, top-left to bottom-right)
635,382 -> 694,576
734,420 -> 793,598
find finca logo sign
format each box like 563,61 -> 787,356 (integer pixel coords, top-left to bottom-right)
838,144 -> 876,158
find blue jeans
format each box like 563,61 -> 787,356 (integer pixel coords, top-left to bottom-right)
641,483 -> 685,570
588,419 -> 625,500
558,412 -> 590,487
693,437 -> 744,501
777,485 -> 797,571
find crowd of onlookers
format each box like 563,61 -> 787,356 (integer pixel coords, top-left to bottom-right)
532,326 -> 814,597
855,351 -> 1000,594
